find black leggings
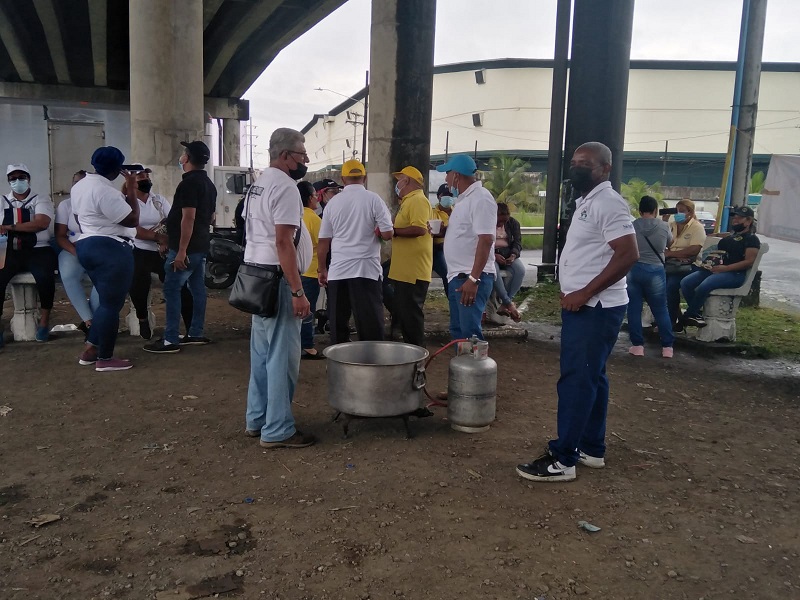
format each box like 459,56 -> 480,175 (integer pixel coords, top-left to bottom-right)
130,248 -> 193,329
0,247 -> 57,318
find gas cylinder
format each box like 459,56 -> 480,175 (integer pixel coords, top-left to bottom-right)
447,338 -> 497,433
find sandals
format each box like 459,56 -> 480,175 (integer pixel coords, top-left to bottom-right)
497,303 -> 522,322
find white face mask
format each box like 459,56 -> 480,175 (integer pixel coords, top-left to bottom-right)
10,179 -> 29,194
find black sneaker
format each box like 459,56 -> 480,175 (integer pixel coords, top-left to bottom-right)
179,336 -> 211,346
516,453 -> 576,482
682,315 -> 707,328
143,340 -> 181,353
139,320 -> 152,340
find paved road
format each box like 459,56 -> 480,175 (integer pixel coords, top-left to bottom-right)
431,236 -> 799,313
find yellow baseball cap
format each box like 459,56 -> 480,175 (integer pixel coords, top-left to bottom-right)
392,166 -> 424,186
341,159 -> 366,177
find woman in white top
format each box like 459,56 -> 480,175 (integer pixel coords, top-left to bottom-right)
54,170 -> 99,336
70,146 -> 139,372
123,170 -> 193,340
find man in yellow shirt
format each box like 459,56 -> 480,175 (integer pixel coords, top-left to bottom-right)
389,166 -> 433,347
298,181 -> 324,359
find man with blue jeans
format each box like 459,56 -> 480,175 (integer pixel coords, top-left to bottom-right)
516,142 -> 638,482
437,154 -> 496,341
243,127 -> 315,449
626,195 -> 674,357
145,140 -> 216,353
680,205 -> 760,328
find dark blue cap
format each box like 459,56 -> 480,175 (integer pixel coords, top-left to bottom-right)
91,146 -> 125,176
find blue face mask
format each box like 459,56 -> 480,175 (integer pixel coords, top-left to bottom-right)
394,182 -> 402,197
10,179 -> 29,195
449,185 -> 459,198
439,196 -> 454,208
674,212 -> 686,223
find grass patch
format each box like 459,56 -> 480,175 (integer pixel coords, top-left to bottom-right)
735,305 -> 800,359
426,289 -> 449,312
513,212 -> 544,250
518,281 -> 562,324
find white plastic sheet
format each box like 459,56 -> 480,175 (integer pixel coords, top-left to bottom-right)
759,154 -> 800,242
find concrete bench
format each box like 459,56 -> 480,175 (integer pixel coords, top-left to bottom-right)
695,240 -> 769,342
8,272 -> 40,341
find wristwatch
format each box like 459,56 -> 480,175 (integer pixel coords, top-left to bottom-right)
467,275 -> 479,284
291,288 -> 305,298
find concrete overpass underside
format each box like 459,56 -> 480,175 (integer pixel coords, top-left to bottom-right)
0,0 -> 346,115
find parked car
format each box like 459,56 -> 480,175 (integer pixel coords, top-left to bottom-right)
695,211 -> 717,234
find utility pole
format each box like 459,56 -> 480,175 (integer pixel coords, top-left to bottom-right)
248,119 -> 254,170
361,70 -> 369,163
346,111 -> 363,158
729,0 -> 768,214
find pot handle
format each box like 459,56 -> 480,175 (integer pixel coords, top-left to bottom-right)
412,364 -> 427,390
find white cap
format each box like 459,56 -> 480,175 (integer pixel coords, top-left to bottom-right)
6,164 -> 30,176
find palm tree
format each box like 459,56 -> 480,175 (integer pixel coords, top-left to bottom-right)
482,155 -> 532,209
750,171 -> 765,194
620,178 -> 665,213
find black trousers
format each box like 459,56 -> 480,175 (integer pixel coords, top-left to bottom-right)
130,248 -> 193,328
327,277 -> 384,345
390,278 -> 429,347
0,247 -> 57,318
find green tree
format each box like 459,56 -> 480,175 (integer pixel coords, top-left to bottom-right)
620,178 -> 665,213
482,155 -> 533,209
750,171 -> 766,194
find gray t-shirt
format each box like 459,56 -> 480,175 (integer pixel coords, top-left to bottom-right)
633,218 -> 672,266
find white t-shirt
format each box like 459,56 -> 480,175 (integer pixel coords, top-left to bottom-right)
443,181 -> 497,282
132,194 -> 171,251
558,181 -> 634,308
2,191 -> 55,248
243,167 -> 311,274
318,184 -> 393,281
70,174 -> 133,241
55,198 -> 80,241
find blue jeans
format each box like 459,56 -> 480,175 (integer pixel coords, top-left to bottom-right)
76,236 -> 134,359
58,250 -> 99,322
666,272 -> 688,326
493,259 -> 526,305
246,279 -> 301,442
300,275 -> 320,350
548,303 -> 627,467
626,263 -> 674,347
432,245 -> 448,292
162,250 -> 207,344
447,273 -> 494,340
681,267 -> 746,318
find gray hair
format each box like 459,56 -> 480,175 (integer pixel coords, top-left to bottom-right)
269,128 -> 305,160
576,141 -> 612,166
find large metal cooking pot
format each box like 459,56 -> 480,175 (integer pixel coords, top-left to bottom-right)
323,341 -> 429,417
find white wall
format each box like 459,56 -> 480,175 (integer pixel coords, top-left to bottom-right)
304,65 -> 800,171
0,100 -> 131,200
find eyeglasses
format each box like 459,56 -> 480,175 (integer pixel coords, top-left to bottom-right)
288,150 -> 309,161
8,175 -> 29,182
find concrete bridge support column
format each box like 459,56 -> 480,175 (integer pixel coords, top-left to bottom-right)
129,0 -> 204,198
222,118 -> 241,167
367,0 -> 437,207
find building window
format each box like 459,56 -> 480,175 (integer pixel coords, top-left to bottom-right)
472,113 -> 483,127
474,69 -> 486,84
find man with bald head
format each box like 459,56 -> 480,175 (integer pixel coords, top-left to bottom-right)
517,142 -> 638,483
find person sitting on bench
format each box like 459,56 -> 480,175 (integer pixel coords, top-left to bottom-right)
493,203 -> 524,322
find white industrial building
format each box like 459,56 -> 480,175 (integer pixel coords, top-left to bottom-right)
302,58 -> 800,189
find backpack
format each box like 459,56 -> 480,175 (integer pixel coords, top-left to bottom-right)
2,195 -> 38,252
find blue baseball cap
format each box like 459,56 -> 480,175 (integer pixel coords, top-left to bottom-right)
436,154 -> 477,176
91,146 -> 125,176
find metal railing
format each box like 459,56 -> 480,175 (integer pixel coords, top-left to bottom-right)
520,226 -> 544,235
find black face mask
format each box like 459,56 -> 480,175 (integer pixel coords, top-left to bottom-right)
137,180 -> 153,193
287,156 -> 308,181
568,166 -> 596,194
732,223 -> 746,233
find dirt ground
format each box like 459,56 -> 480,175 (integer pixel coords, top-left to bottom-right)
1,288 -> 799,600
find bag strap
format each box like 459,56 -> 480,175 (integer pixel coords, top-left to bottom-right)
641,232 -> 665,266
242,187 -> 302,248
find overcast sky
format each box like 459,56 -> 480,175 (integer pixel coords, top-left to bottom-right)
241,0 -> 800,167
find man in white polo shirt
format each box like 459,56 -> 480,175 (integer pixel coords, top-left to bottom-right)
516,142 -> 638,483
437,154 -> 496,341
317,159 -> 393,344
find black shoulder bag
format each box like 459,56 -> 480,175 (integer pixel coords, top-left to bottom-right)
640,232 -> 665,266
228,189 -> 301,318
